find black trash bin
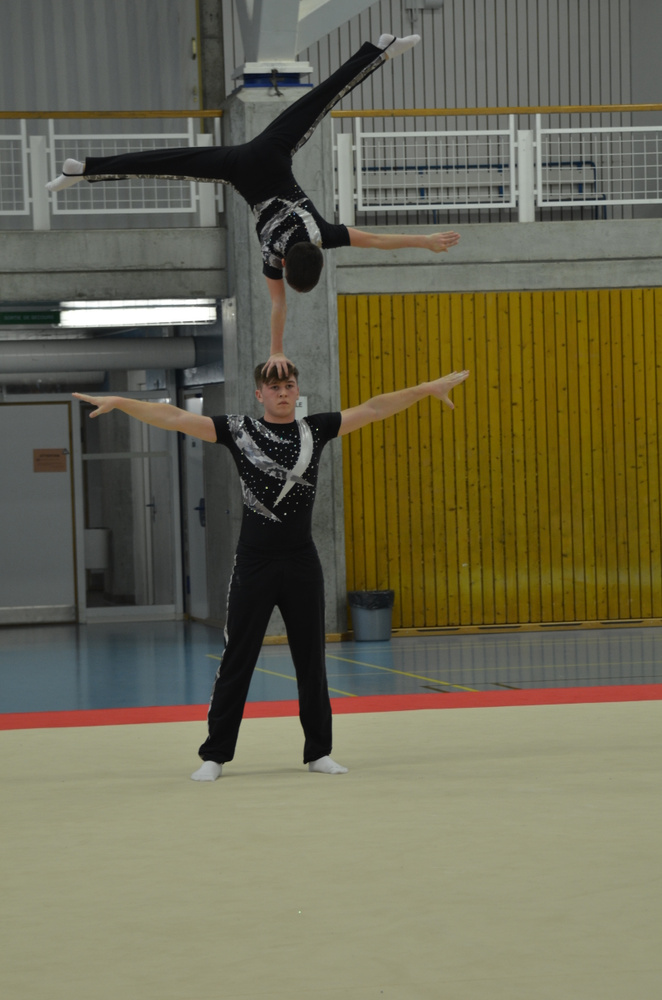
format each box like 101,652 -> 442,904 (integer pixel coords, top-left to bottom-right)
348,590 -> 395,641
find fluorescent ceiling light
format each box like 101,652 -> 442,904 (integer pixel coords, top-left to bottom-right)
58,299 -> 217,328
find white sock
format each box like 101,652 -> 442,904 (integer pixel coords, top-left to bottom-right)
46,158 -> 85,192
308,755 -> 348,774
377,34 -> 421,59
191,760 -> 223,781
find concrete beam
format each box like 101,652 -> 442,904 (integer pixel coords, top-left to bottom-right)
232,0 -> 376,71
198,0 -> 226,108
235,0 -> 301,63
4,218 -> 660,306
296,0 -> 377,53
336,219 -> 662,294
0,229 -> 227,302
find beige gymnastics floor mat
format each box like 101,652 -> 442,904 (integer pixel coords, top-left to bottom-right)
2,701 -> 661,1000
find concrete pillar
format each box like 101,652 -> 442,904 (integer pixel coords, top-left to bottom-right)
337,131 -> 356,226
197,0 -> 225,110
217,87 -> 347,636
29,136 -> 50,232
517,130 -> 535,223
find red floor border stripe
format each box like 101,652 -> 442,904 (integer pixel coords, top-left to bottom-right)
2,684 -> 662,731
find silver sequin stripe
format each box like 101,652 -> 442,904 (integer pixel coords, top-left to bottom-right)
250,417 -> 296,445
227,415 -> 312,487
253,196 -> 323,272
241,483 -> 281,522
85,173 -> 231,184
207,551 -> 239,718
273,419 -> 313,507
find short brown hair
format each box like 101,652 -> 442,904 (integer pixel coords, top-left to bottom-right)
254,362 -> 300,388
284,242 -> 324,292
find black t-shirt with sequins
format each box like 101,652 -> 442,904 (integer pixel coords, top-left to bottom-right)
211,412 -> 341,549
252,180 -> 350,280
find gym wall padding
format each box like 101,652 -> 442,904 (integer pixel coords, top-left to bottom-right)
338,289 -> 662,629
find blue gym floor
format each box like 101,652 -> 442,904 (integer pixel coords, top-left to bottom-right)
2,620 -> 662,715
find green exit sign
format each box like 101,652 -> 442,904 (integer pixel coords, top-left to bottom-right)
0,310 -> 61,325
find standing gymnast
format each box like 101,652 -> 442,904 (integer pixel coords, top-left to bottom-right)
47,34 -> 460,372
72,362 -> 469,780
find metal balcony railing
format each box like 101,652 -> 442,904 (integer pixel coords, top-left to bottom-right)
2,104 -> 662,230
0,111 -> 222,230
331,103 -> 662,224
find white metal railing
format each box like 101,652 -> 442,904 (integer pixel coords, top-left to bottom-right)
334,115 -> 662,223
4,112 -> 662,229
0,117 -> 223,230
354,118 -> 518,212
536,117 -> 662,207
0,120 -> 29,216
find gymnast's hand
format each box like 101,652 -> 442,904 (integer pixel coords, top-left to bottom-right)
426,370 -> 470,408
72,392 -> 118,417
262,353 -> 294,379
426,231 -> 461,252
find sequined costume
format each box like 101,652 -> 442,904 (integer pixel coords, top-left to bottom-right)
197,412 -> 341,765
78,42 -> 387,279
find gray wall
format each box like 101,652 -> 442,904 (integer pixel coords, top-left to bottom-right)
630,0 -> 662,108
1,0 -> 203,233
629,0 -> 662,218
222,0 -> 632,110
4,0 -> 637,116
1,0 -> 199,112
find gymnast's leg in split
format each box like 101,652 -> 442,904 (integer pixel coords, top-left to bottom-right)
46,34 -> 419,202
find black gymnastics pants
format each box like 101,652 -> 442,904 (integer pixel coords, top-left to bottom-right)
198,542 -> 333,765
81,42 -> 385,206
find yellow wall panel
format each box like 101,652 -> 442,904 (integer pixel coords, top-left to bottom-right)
647,290 -> 662,617
506,291 -> 529,624
632,289 -> 652,617
339,289 -> 662,628
474,293 -> 492,623
432,294 -> 451,626
563,292 -> 583,620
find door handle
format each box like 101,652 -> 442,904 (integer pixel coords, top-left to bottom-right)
194,498 -> 206,528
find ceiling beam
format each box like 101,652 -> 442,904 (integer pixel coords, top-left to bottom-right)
232,0 -> 377,77
296,0 -> 377,55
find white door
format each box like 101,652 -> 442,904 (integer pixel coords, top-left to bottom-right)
78,392 -> 183,620
0,402 -> 76,624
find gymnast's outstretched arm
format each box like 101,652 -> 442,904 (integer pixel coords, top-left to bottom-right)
338,369 -> 470,436
72,394 -> 217,441
347,228 -> 461,253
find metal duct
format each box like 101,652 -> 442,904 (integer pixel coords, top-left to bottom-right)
0,336 -> 222,375
0,371 -> 105,386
